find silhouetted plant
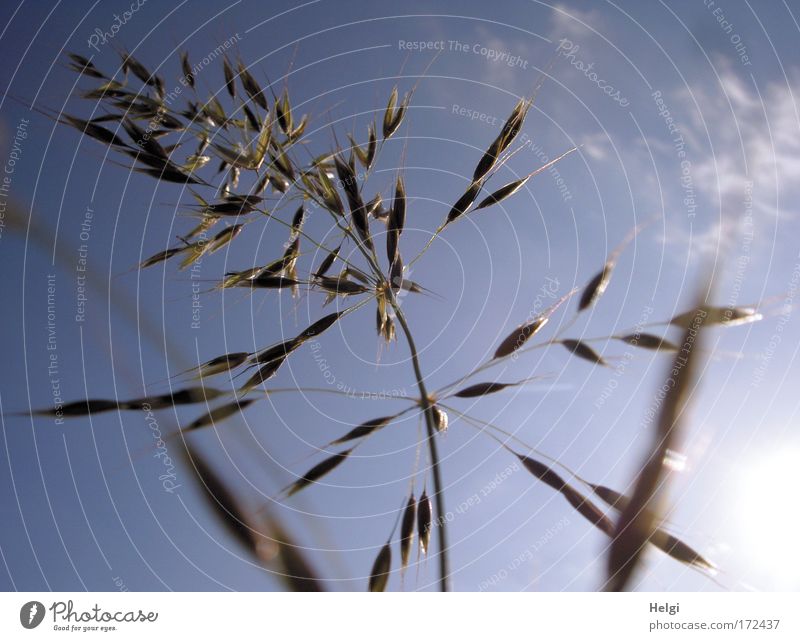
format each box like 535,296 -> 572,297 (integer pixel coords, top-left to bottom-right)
39,49 -> 766,591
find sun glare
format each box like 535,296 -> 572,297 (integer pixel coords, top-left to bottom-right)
737,447 -> 800,588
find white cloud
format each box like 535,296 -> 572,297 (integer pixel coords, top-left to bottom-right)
550,3 -> 608,39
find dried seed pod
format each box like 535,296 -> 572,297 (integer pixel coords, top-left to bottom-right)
417,491 -> 433,554
400,495 -> 417,568
368,542 -> 392,592
494,317 -> 548,358
561,339 -> 606,366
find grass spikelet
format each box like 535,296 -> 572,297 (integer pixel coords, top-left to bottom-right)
446,181 -> 482,224
607,296 -> 708,591
222,56 -> 236,98
400,495 -> 416,569
139,246 -> 185,269
30,386 -> 225,417
330,414 -> 396,445
290,205 -> 305,240
237,61 -> 267,109
670,305 -> 761,328
588,484 -> 715,571
382,87 -> 409,139
194,352 -> 250,379
432,406 -> 449,433
285,448 -> 355,498
368,542 -> 392,592
313,244 -> 341,278
251,338 -> 302,365
240,358 -> 287,393
389,253 -> 404,291
471,98 -> 529,183
60,115 -> 128,148
453,381 -> 512,398
579,263 -> 612,311
34,398 -> 121,417
516,453 -> 615,536
316,276 -> 370,296
417,491 -> 433,554
276,89 -> 293,135
561,339 -> 606,366
186,443 -> 256,553
298,312 -> 344,339
266,519 -> 325,591
650,531 -> 715,572
180,51 -> 194,87
334,154 -> 372,252
386,176 -> 405,264
473,176 -> 530,210
618,333 -> 679,351
240,275 -> 303,289
494,318 -> 548,359
184,398 -> 256,431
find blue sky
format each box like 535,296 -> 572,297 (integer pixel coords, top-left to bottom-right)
1,0 -> 799,592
